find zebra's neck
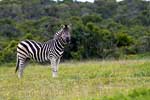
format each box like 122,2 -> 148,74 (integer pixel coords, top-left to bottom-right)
54,37 -> 65,51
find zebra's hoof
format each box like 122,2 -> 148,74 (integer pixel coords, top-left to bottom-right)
52,72 -> 58,78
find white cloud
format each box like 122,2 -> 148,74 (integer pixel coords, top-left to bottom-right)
116,0 -> 123,2
78,0 -> 122,2
77,0 -> 94,2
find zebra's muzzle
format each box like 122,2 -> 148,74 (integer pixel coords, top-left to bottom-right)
66,37 -> 70,44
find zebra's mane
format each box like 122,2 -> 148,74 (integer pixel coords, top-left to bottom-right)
54,28 -> 63,39
44,39 -> 53,44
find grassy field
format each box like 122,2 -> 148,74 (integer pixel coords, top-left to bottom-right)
0,59 -> 150,100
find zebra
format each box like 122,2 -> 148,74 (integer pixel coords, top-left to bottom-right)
15,24 -> 71,78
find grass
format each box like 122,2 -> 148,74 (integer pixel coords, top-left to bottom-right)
124,52 -> 150,60
0,59 -> 150,100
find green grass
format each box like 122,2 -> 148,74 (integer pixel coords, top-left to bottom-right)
125,52 -> 150,60
0,59 -> 150,100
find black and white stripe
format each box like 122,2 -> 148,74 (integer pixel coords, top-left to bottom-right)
15,25 -> 71,78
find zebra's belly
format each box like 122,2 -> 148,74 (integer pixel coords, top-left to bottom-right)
30,55 -> 49,63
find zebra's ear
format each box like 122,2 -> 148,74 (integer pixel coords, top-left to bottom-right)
60,24 -> 65,29
61,24 -> 71,30
63,25 -> 68,28
68,24 -> 72,29
62,24 -> 69,30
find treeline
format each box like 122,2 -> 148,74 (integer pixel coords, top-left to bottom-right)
0,0 -> 150,64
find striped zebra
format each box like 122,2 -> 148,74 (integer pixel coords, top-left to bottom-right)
15,25 -> 71,78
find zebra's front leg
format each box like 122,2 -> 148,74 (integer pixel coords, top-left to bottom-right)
50,58 -> 58,78
56,57 -> 60,71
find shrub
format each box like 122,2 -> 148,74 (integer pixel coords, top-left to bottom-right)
115,33 -> 134,47
0,40 -> 18,64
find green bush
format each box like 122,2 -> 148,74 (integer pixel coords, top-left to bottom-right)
0,40 -> 18,64
82,14 -> 102,24
0,0 -> 149,64
115,33 -> 134,47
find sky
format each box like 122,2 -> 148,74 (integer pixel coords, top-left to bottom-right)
75,0 -> 150,2
0,0 -> 149,2
54,0 -> 150,2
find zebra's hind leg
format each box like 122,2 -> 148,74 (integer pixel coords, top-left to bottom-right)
18,58 -> 29,78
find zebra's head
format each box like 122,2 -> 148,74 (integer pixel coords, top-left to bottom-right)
54,24 -> 71,44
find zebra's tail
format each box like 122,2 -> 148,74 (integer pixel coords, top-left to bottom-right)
15,56 -> 19,73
